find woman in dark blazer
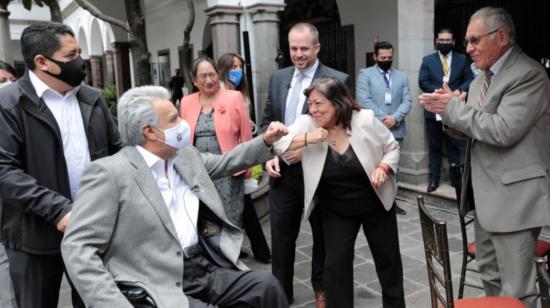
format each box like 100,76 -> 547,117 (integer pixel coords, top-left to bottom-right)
270,77 -> 405,308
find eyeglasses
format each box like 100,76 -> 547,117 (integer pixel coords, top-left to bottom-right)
196,73 -> 218,81
463,29 -> 498,47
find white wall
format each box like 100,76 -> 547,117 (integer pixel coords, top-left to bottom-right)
145,0 -> 210,85
337,0 -> 399,76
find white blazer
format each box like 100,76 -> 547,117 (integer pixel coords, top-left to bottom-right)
274,109 -> 400,219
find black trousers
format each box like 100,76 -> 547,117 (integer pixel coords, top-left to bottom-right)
183,253 -> 288,308
269,164 -> 325,301
242,194 -> 271,260
425,118 -> 461,183
322,203 -> 405,308
5,248 -> 84,308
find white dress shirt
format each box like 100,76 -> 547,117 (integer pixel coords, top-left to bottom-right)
136,146 -> 200,248
29,71 -> 90,200
489,47 -> 513,80
285,59 -> 320,124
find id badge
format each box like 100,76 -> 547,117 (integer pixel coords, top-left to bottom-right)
385,92 -> 392,105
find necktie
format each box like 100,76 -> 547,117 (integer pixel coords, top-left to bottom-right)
442,55 -> 449,76
285,73 -> 304,126
474,70 -> 493,110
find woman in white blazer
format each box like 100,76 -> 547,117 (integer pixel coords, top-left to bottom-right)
270,77 -> 405,308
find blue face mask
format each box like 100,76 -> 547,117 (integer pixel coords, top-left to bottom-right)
227,69 -> 243,87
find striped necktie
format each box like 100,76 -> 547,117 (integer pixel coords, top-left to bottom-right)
474,70 -> 493,110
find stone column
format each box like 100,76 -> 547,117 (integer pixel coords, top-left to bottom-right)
205,5 -> 243,60
89,55 -> 104,88
112,42 -> 132,97
104,50 -> 115,86
248,3 -> 285,124
0,8 -> 12,65
397,0 -> 434,185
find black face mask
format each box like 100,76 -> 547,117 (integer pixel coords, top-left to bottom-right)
436,43 -> 453,55
44,55 -> 87,87
377,60 -> 392,72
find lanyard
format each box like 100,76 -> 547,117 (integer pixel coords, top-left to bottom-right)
380,71 -> 391,91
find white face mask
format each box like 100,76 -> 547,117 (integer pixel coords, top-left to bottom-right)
0,80 -> 12,88
159,120 -> 191,150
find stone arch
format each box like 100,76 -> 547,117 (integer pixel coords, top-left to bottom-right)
78,27 -> 90,59
89,18 -> 104,56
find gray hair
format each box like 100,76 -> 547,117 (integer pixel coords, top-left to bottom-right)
289,22 -> 320,45
470,7 -> 515,44
117,86 -> 170,145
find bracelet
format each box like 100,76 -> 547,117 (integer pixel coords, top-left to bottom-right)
304,133 -> 308,147
376,163 -> 392,176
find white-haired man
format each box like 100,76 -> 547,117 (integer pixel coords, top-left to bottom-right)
420,7 -> 550,307
62,86 -> 289,308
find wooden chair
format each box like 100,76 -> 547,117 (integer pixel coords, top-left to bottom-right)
536,257 -> 550,308
417,196 -> 526,308
449,164 -> 483,298
449,164 -> 550,299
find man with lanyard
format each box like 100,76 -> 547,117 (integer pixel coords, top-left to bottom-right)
356,40 -> 412,215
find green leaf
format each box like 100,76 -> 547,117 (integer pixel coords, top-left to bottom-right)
22,0 -> 32,10
34,0 -> 45,7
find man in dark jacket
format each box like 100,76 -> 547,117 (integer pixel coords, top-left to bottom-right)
0,22 -> 122,308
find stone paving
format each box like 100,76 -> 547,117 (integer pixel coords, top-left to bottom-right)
58,194 -> 491,308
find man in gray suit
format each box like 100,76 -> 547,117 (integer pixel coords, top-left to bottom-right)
61,86 -> 289,308
420,7 -> 550,308
261,22 -> 353,307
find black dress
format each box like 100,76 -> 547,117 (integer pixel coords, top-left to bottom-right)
316,145 -> 405,308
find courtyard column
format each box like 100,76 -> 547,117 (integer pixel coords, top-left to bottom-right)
0,8 -> 11,65
396,0 -> 434,185
205,5 -> 243,60
247,3 -> 285,123
89,55 -> 104,88
112,42 -> 132,97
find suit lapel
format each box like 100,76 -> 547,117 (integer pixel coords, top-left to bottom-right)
124,147 -> 180,242
449,52 -> 459,83
301,64 -> 324,114
173,149 -> 230,224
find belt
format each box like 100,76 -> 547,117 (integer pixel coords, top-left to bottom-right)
183,244 -> 203,259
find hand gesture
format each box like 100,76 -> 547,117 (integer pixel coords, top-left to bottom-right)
57,211 -> 71,232
382,115 -> 397,128
263,121 -> 288,145
265,156 -> 281,178
307,127 -> 329,144
371,167 -> 389,188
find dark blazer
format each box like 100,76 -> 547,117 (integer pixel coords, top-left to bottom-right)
0,71 -> 122,254
419,51 -> 474,119
260,62 -> 353,131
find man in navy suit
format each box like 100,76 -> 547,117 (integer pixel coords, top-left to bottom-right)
419,28 -> 474,192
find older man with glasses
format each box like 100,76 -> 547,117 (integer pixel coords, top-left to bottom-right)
420,7 -> 550,308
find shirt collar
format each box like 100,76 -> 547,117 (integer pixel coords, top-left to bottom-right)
294,59 -> 319,79
28,70 -> 80,99
377,65 -> 391,75
136,145 -> 176,174
438,50 -> 453,60
489,46 -> 513,76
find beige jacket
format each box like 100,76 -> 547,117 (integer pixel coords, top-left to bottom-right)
274,109 -> 400,219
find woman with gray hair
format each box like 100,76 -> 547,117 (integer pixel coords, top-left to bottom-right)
270,77 -> 405,308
